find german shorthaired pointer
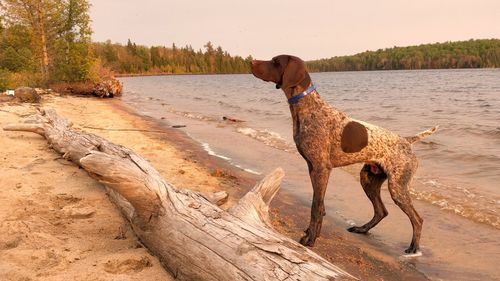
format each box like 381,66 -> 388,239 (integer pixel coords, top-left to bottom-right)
251,55 -> 438,254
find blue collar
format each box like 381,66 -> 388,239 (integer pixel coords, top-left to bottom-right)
288,85 -> 316,104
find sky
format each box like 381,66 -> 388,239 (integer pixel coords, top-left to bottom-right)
89,0 -> 500,61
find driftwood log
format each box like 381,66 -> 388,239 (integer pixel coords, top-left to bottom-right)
4,108 -> 355,281
93,78 -> 123,98
50,78 -> 123,98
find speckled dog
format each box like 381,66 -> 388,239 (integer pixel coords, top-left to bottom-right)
251,55 -> 438,254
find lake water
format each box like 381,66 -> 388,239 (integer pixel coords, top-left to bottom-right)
119,69 -> 500,280
120,69 -> 500,230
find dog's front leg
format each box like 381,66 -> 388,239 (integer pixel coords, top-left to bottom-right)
300,166 -> 331,247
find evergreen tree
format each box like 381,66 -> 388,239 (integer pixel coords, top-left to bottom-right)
93,40 -> 251,75
307,39 -> 500,72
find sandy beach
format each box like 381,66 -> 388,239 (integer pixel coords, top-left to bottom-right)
1,93 -> 435,280
0,94 -> 237,281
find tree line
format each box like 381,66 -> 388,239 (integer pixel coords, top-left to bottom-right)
97,39 -> 499,76
93,40 -> 253,75
306,39 -> 500,72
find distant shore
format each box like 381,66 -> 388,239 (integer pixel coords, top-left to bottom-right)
114,72 -> 250,78
114,66 -> 500,78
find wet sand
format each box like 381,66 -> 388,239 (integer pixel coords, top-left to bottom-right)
1,94 -> 440,280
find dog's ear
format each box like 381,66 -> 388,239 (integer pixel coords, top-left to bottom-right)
281,57 -> 309,90
341,121 -> 368,153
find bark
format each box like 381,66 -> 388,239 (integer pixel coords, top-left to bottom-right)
4,108 -> 356,281
35,0 -> 50,79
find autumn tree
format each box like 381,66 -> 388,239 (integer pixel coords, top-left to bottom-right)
0,0 -> 94,87
51,0 -> 93,82
0,0 -> 58,79
93,40 -> 251,75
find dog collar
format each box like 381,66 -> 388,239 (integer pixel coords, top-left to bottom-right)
288,85 -> 316,104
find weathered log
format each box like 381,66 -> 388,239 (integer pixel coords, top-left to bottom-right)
49,78 -> 123,98
4,108 -> 356,281
94,78 -> 123,97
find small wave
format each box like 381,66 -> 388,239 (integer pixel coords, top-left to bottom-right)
418,140 -> 442,146
200,142 -> 261,175
381,104 -> 396,108
339,165 -> 500,229
439,150 -> 500,163
166,108 -> 218,122
485,128 -> 500,137
218,100 -> 242,110
236,127 -> 295,152
369,115 -> 396,121
232,164 -> 261,175
258,97 -> 278,103
201,142 -> 231,160
447,126 -> 500,140
411,178 -> 500,229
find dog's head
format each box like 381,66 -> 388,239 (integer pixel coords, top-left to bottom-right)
251,55 -> 311,93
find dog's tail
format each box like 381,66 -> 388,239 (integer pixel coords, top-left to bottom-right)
405,125 -> 439,144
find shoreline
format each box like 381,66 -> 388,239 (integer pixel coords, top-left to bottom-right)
113,67 -> 500,78
0,94 -> 429,280
114,72 -> 251,78
110,96 -> 431,280
117,70 -> 500,281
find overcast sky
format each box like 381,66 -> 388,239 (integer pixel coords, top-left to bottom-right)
89,0 -> 500,60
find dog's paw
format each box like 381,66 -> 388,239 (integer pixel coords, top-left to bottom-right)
299,235 -> 315,247
404,245 -> 420,254
402,251 -> 422,258
347,226 -> 369,234
299,229 -> 316,247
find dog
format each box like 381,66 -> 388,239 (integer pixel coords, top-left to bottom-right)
251,55 -> 438,254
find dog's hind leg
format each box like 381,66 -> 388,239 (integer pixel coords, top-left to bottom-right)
387,158 -> 423,254
348,164 -> 388,234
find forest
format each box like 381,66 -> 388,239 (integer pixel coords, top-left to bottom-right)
306,39 -> 500,72
0,0 -> 95,90
94,39 -> 499,76
93,40 -> 252,75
